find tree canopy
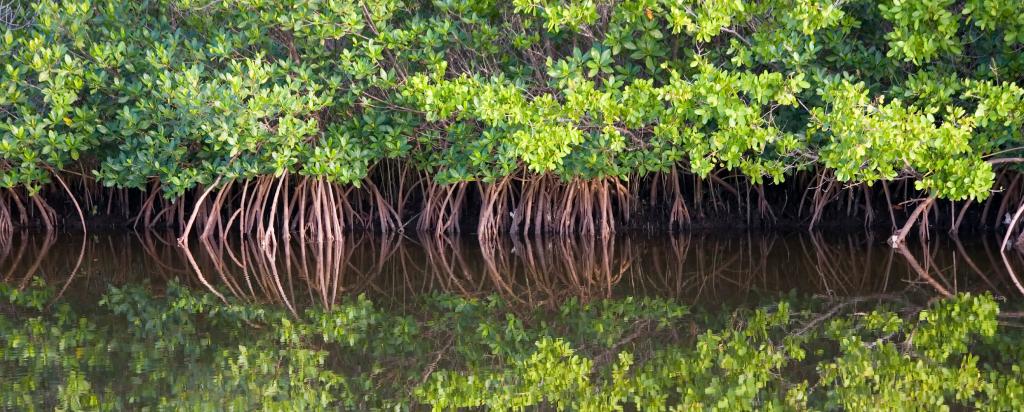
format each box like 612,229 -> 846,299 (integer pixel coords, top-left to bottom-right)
2,0 -> 1023,207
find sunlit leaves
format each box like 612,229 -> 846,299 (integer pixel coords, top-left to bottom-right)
879,0 -> 962,64
1,0 -> 1023,205
813,79 -> 991,200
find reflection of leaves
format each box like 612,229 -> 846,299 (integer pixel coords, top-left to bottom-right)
1,282 -> 1021,410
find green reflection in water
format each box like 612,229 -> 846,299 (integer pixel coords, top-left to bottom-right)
2,281 -> 1023,411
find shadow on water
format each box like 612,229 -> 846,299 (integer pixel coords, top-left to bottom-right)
1,230 -> 1022,308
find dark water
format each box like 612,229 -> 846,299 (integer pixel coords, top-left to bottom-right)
2,230 -> 1021,306
3,231 -> 1024,409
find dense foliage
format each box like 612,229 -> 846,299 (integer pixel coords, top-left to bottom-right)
2,0 -> 1023,214
2,280 -> 1024,410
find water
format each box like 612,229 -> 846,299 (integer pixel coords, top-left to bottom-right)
2,231 -> 1023,409
3,230 -> 1021,305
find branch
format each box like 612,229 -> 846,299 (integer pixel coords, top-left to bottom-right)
988,157 -> 1024,165
888,196 -> 934,248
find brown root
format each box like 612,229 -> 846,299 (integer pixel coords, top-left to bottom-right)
888,196 -> 935,248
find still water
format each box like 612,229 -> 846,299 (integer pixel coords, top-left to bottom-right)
2,231 -> 1023,409
3,230 -> 1022,305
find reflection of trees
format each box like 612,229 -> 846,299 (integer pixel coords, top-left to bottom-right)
180,232 -> 1014,309
181,234 -> 640,308
3,231 -> 55,289
892,236 -> 1024,297
477,236 -> 634,307
798,232 -> 897,296
2,231 -> 1021,308
894,244 -> 952,297
0,231 -> 195,292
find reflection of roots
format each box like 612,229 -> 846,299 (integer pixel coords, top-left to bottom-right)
799,232 -> 893,296
477,236 -> 633,307
179,233 -> 642,309
1,231 -> 195,292
188,237 -> 339,314
4,229 -> 1019,309
168,231 -> 1024,303
894,236 -> 1024,297
5,231 -> 56,289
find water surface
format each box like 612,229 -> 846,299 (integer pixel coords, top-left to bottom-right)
2,230 -> 1019,306
2,231 -> 1023,410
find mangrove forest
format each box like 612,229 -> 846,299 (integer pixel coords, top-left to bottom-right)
3,0 -> 1024,410
0,0 -> 1023,242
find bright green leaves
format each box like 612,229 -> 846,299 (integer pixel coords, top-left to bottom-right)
659,63 -> 807,183
95,58 -> 331,197
0,0 -> 95,193
512,0 -> 599,33
964,80 -> 1024,157
879,0 -> 962,64
814,79 -> 992,201
584,47 -> 613,78
409,57 -> 806,183
788,0 -> 846,35
893,70 -> 963,111
515,128 -> 582,174
407,74 -> 599,175
1,0 -> 1023,207
963,0 -> 1024,45
303,126 -> 371,186
237,0 -> 370,41
676,0 -> 750,42
968,81 -> 1024,129
742,0 -> 846,68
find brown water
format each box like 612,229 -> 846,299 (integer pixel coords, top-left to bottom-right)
1,230 -> 1020,308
